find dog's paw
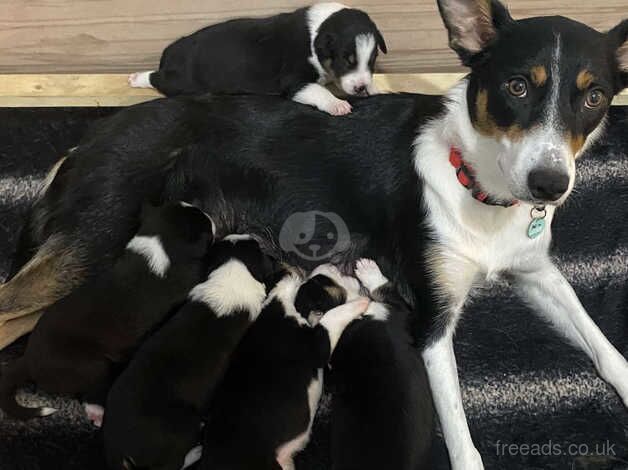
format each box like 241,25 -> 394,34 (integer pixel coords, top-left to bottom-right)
328,99 -> 352,116
348,297 -> 370,318
364,302 -> 389,321
355,258 -> 387,292
451,448 -> 484,470
182,445 -> 203,469
83,403 -> 104,428
128,71 -> 153,88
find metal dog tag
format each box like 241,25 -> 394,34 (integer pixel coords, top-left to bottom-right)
527,206 -> 547,239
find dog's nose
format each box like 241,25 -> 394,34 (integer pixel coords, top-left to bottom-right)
354,85 -> 367,95
528,169 -> 570,201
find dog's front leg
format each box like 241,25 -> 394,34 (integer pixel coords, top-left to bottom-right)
421,254 -> 483,470
423,333 -> 484,470
514,260 -> 628,407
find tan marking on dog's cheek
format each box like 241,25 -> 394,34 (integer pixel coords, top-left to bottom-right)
530,66 -> 548,87
473,90 -> 524,142
576,70 -> 595,90
567,133 -> 586,157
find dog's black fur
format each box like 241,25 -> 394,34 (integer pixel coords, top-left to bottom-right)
0,202 -> 214,419
103,237 -> 276,470
200,271 -> 366,470
145,5 -> 386,98
329,263 -> 434,470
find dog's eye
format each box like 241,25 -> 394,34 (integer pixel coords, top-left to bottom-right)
585,88 -> 605,109
506,77 -> 528,98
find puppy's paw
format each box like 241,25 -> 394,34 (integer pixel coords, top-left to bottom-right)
355,258 -> 387,292
364,302 -> 389,321
328,99 -> 352,116
128,71 -> 153,88
347,297 -> 370,318
83,403 -> 104,428
182,445 -> 203,469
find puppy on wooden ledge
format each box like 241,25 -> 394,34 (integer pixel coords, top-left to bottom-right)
129,3 -> 387,116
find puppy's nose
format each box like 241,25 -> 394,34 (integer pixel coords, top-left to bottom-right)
528,169 -> 570,201
354,85 -> 367,96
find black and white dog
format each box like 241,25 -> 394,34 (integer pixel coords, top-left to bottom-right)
0,202 -> 214,422
103,236 -> 276,470
129,3 -> 387,115
201,264 -> 369,470
2,1 -> 628,469
329,258 -> 434,470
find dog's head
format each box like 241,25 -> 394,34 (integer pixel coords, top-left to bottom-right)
438,0 -> 628,205
137,201 -> 215,260
295,264 -> 360,325
314,8 -> 387,96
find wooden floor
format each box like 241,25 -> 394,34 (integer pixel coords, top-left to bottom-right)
0,74 -> 626,107
2,0 -> 627,74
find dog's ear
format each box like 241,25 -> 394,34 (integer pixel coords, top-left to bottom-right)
374,27 -> 388,54
314,31 -> 336,62
437,0 -> 513,65
608,19 -> 628,90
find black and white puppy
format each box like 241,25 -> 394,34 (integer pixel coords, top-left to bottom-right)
200,264 -> 369,470
329,259 -> 434,470
103,236 -> 277,470
128,3 -> 387,116
0,202 -> 214,422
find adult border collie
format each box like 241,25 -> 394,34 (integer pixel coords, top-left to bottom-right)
1,1 -> 627,468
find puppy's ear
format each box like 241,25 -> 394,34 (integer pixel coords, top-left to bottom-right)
608,19 -> 628,90
374,28 -> 388,54
314,31 -> 336,62
437,0 -> 513,65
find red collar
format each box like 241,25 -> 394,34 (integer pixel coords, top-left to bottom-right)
449,147 -> 518,208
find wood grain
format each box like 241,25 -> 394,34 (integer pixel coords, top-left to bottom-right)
1,0 -> 627,74
0,73 -> 626,107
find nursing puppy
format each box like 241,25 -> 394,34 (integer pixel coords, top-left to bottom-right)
129,3 -> 386,115
0,202 -> 214,421
103,236 -> 277,470
329,259 -> 434,470
201,264 -> 369,470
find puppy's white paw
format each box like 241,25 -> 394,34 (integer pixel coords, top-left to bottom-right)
83,403 -> 104,428
328,99 -> 352,116
355,258 -> 387,292
182,445 -> 203,469
364,302 -> 389,321
128,71 -> 153,89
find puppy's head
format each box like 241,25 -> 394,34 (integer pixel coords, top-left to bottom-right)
211,234 -> 280,287
438,0 -> 628,205
315,8 -> 387,96
295,264 -> 361,325
137,201 -> 215,259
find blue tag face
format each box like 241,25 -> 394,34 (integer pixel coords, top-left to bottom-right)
527,218 -> 546,239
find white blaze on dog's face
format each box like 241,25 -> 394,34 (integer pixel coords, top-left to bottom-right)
438,0 -> 628,206
312,7 -> 387,96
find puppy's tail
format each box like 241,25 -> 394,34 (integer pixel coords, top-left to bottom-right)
0,235 -> 86,322
0,357 -> 57,420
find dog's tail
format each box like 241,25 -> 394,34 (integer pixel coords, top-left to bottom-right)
0,357 -> 57,420
0,234 -> 86,322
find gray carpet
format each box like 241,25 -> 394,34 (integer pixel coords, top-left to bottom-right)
0,106 -> 626,470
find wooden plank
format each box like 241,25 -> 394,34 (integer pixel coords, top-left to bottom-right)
0,74 -> 626,107
1,0 -> 627,74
